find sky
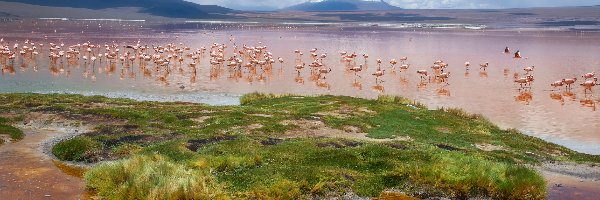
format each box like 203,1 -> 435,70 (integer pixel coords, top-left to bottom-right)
188,0 -> 600,10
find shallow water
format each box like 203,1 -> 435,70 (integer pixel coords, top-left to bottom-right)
1,21 -> 599,154
0,129 -> 87,199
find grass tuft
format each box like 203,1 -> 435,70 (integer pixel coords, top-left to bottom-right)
85,155 -> 228,200
377,95 -> 426,108
394,152 -> 546,199
0,124 -> 25,141
444,107 -> 486,120
52,137 -> 102,162
240,92 -> 297,105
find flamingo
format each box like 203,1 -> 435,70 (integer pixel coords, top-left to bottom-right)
399,64 -> 410,72
515,75 -> 534,88
550,80 -> 564,89
524,66 -> 534,74
417,70 -> 428,80
399,56 -> 408,63
389,59 -> 397,71
562,78 -> 577,90
431,64 -> 442,71
436,72 -> 451,84
350,64 -> 363,78
583,72 -> 595,80
464,62 -> 471,70
295,63 -> 305,75
318,67 -> 332,79
480,62 -> 489,71
372,68 -> 385,84
514,50 -> 522,58
581,77 -> 598,93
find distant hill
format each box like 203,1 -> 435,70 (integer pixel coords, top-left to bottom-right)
283,0 -> 400,12
0,0 -> 234,18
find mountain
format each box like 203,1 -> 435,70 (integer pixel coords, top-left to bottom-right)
0,0 -> 234,18
283,0 -> 400,12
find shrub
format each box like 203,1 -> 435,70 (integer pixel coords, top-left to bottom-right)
444,107 -> 485,120
85,155 -> 228,200
394,152 -> 545,199
376,95 -> 426,108
53,137 -> 102,162
243,179 -> 307,199
240,93 -> 278,105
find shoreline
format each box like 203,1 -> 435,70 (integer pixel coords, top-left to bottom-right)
4,90 -> 599,155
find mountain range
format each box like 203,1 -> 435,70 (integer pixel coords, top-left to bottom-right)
0,0 -> 233,18
283,0 -> 400,11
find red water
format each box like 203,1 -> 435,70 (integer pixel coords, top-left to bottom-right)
1,20 -> 599,199
4,26 -> 598,154
0,129 -> 87,199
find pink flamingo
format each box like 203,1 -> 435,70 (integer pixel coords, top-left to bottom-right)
417,69 -> 428,80
562,77 -> 577,90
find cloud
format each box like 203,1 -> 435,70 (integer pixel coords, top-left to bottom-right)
188,0 -> 600,10
390,0 -> 600,9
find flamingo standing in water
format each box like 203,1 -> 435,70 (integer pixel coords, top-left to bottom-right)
278,57 -> 284,66
372,68 -> 385,84
417,69 -> 428,80
464,62 -> 471,70
583,72 -> 595,80
436,72 -> 451,84
362,54 -> 369,63
295,63 -> 305,75
399,64 -> 410,72
318,67 -> 332,79
550,80 -> 564,89
399,56 -> 408,63
514,50 -> 522,58
389,59 -> 397,71
562,77 -> 577,90
581,77 -> 598,93
480,62 -> 489,71
515,75 -> 534,88
350,64 -> 363,78
523,66 -> 534,74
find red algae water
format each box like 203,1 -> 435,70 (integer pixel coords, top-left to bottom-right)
1,20 -> 599,155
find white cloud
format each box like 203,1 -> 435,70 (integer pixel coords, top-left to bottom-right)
188,0 -> 600,10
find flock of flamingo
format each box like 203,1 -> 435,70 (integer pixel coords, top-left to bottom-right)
0,37 -> 598,108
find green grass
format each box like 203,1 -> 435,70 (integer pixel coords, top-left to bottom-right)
85,155 -> 228,200
0,116 -> 25,145
52,137 -> 102,162
0,124 -> 24,141
0,117 -> 9,124
393,151 -> 545,199
1,93 -> 599,199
